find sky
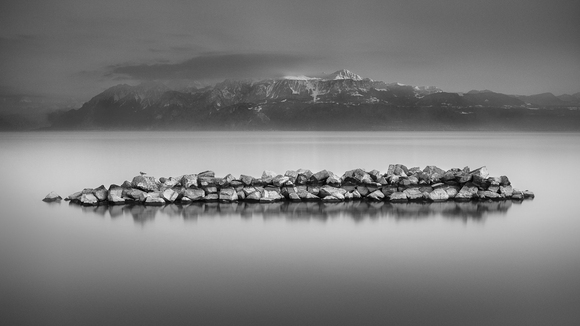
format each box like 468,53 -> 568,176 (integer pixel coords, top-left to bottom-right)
1,0 -> 579,101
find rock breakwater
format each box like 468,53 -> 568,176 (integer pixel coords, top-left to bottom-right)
48,165 -> 535,206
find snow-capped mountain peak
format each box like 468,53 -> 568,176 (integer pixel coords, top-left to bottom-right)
323,69 -> 363,81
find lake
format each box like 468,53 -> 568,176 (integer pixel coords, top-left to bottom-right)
1,131 -> 579,325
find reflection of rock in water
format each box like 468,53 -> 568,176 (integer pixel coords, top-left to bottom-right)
67,199 -> 525,223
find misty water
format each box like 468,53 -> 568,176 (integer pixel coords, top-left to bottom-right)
1,131 -> 579,325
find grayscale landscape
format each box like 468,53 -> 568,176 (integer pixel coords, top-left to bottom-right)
1,1 -> 579,325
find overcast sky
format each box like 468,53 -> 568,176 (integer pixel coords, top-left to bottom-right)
1,0 -> 579,100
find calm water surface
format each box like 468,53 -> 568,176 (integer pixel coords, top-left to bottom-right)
1,131 -> 579,325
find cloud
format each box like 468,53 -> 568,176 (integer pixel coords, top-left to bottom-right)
109,52 -> 319,81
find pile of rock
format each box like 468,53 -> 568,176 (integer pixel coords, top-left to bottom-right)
46,165 -> 535,206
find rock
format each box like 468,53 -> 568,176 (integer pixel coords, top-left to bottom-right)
230,180 -> 244,191
319,185 -> 347,198
483,191 -> 502,199
368,170 -> 382,181
423,165 -> 445,177
511,189 -> 524,200
161,188 -> 179,203
184,188 -> 205,201
377,176 -> 389,185
325,172 -> 342,187
455,185 -> 478,200
351,190 -> 362,199
262,170 -> 277,179
80,193 -> 98,206
219,187 -> 238,202
43,191 -> 62,202
296,169 -> 313,185
204,186 -> 218,194
403,188 -> 423,200
198,176 -> 216,187
297,189 -> 319,200
500,176 -> 511,186
260,188 -> 283,202
322,195 -> 342,202
429,188 -> 449,201
67,191 -> 82,201
458,173 -> 472,184
204,193 -> 219,201
144,196 -> 165,206
127,189 -> 146,201
523,190 -> 535,198
163,177 -> 181,188
198,170 -> 215,178
236,190 -> 246,200
343,168 -> 370,184
121,180 -> 133,188
218,174 -> 234,187
243,187 -> 258,196
356,186 -> 369,197
500,185 -> 514,197
390,192 -> 408,202
93,185 -> 108,201
408,167 -> 422,175
107,187 -> 124,203
180,197 -> 192,204
470,166 -> 489,182
367,190 -> 385,201
272,175 -> 290,187
284,170 -> 298,183
240,174 -> 254,186
181,174 -> 198,188
311,169 -> 330,183
344,192 -> 354,200
131,175 -> 158,192
289,193 -> 301,201
307,186 -> 320,196
381,185 -> 398,197
443,186 -> 459,198
246,191 -> 262,201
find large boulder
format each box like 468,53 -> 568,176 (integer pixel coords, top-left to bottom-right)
455,185 -> 478,200
131,176 -> 158,192
127,189 -> 146,201
144,196 -> 165,206
218,174 -> 235,187
67,191 -> 82,202
284,170 -> 298,183
343,168 -> 370,184
500,185 -> 514,197
296,169 -> 313,185
80,193 -> 98,206
262,170 -> 277,179
219,188 -> 238,202
367,190 -> 385,201
523,190 -> 535,198
272,175 -> 290,187
93,185 -> 108,202
42,191 -> 62,202
390,192 -> 408,202
181,174 -> 198,188
318,185 -> 347,198
403,188 -> 423,200
107,187 -> 125,205
297,188 -> 319,200
198,170 -> 215,178
184,188 -> 205,201
246,191 -> 262,201
386,164 -> 409,177
238,174 -> 253,186
161,188 -> 179,203
311,170 -> 330,183
326,172 -> 342,187
428,188 -> 449,201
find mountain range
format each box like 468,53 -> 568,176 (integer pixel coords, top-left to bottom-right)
6,69 -> 580,131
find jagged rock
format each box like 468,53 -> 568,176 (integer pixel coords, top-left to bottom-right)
297,189 -> 319,200
43,191 -> 62,202
107,187 -> 125,204
381,185 -> 398,197
325,172 -> 342,187
356,186 -> 369,197
307,186 -> 320,196
284,170 -> 298,183
204,193 -> 219,201
219,188 -> 238,202
262,170 -> 277,179
240,174 -> 254,186
198,170 -> 215,178
387,164 -> 409,177
489,177 -> 501,186
403,188 -> 423,200
442,186 -> 459,198
230,180 -> 244,191
161,188 -> 179,203
488,185 -> 500,193
311,170 -> 330,183
322,195 -> 342,202
121,180 -> 132,188
390,192 -> 407,202
144,196 -> 165,206
131,176 -> 158,192
204,186 -> 218,194
237,190 -> 246,200
181,174 -> 198,188
500,176 -> 511,186
93,185 -> 108,201
368,170 -> 382,181
246,191 -> 262,201
243,187 -> 258,196
523,190 -> 535,198
470,166 -> 489,181
343,168 -> 370,184
184,188 -> 205,201
408,167 -> 422,175
483,191 -> 502,199
429,188 -> 449,201
318,185 -> 347,198
456,185 -> 478,200
218,174 -> 235,187
181,197 -> 192,204
198,176 -> 216,187
367,190 -> 385,201
500,185 -> 513,197
272,175 -> 290,187
377,176 -> 389,185
344,192 -> 354,200
458,174 -> 472,184
511,189 -> 524,200
423,165 -> 445,177
163,177 -> 181,188
289,193 -> 301,201
80,193 -> 98,205
296,169 -> 313,185
127,189 -> 146,201
351,190 -> 362,199
260,188 -> 283,202
67,191 -> 82,201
